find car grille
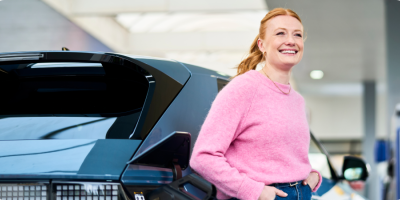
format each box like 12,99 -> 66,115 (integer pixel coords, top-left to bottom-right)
0,183 -> 128,200
0,183 -> 48,200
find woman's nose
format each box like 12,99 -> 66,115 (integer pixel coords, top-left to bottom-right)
285,36 -> 296,46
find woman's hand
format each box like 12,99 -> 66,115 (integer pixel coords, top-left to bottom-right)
257,186 -> 287,200
302,172 -> 319,190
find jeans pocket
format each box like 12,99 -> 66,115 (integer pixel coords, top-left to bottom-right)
306,184 -> 313,191
303,184 -> 313,200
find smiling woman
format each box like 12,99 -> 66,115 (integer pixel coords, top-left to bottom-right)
190,8 -> 322,200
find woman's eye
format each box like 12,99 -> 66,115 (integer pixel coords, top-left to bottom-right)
276,32 -> 284,35
295,34 -> 302,37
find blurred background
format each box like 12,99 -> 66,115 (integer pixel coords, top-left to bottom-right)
1,0 -> 400,199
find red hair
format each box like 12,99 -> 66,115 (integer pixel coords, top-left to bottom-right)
234,8 -> 302,78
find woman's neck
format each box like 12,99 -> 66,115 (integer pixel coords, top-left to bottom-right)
262,63 -> 291,85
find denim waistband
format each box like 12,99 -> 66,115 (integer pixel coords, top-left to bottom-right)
268,180 -> 303,188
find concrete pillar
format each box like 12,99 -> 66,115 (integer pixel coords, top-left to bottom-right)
385,2 -> 400,198
385,0 -> 400,130
362,82 -> 380,200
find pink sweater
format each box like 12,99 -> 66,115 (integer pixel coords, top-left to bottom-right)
190,70 -> 322,200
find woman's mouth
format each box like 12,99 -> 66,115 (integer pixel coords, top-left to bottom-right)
278,50 -> 298,55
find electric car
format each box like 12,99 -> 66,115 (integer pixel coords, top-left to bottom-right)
0,51 -> 219,200
0,51 -> 368,200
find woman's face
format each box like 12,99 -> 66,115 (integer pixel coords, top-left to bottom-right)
258,15 -> 304,70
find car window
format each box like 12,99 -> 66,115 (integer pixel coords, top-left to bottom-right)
0,62 -> 148,140
309,137 -> 332,179
217,78 -> 229,92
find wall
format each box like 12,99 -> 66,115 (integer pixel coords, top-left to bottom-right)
0,0 -> 112,53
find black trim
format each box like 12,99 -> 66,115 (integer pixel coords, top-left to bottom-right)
106,54 -> 184,140
128,131 -> 191,170
310,132 -> 340,181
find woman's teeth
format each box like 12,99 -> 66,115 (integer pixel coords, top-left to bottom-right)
280,50 -> 297,54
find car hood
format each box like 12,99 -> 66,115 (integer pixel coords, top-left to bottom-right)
0,139 -> 141,180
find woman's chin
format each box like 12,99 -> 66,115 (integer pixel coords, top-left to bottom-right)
274,61 -> 298,70
272,57 -> 301,69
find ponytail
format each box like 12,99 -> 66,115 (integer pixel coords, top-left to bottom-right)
234,35 -> 264,78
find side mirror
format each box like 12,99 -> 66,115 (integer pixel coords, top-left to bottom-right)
342,156 -> 369,181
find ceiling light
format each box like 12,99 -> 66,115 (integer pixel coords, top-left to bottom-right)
310,70 -> 324,79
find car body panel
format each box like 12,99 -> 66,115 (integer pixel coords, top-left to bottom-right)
120,55 -> 191,85
313,177 -> 336,196
131,73 -> 219,160
121,164 -> 174,186
0,139 -> 141,180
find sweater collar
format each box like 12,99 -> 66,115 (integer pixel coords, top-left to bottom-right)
247,70 -> 293,95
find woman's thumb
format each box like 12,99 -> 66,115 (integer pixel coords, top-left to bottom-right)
275,189 -> 288,197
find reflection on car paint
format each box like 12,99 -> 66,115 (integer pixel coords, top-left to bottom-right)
121,164 -> 173,186
0,117 -> 116,140
0,139 -> 96,174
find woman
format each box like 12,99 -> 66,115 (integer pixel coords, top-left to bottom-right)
190,8 -> 322,200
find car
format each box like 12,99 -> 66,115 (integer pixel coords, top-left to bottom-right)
0,51 -> 221,200
308,133 -> 369,200
0,51 -> 368,200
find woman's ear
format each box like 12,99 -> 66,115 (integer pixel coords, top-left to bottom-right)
257,39 -> 266,53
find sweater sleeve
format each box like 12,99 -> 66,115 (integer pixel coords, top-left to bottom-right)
310,169 -> 322,192
190,74 -> 264,200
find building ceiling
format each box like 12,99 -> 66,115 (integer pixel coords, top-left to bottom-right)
42,0 -> 386,96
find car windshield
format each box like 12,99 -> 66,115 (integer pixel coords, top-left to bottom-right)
309,136 -> 333,179
0,62 -> 148,140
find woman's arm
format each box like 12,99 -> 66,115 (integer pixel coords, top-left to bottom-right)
190,74 -> 265,200
302,169 -> 322,192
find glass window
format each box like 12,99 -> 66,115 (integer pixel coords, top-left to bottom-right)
217,78 -> 229,92
0,62 -> 147,140
309,137 -> 332,179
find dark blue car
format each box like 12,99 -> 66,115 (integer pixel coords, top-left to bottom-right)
0,51 -> 369,200
0,51 -> 223,200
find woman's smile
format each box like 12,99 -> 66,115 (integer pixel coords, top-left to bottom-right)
278,49 -> 299,55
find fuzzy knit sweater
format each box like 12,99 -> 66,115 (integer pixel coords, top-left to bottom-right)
190,70 -> 322,200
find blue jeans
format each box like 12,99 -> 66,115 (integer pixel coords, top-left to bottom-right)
271,181 -> 312,200
226,181 -> 312,200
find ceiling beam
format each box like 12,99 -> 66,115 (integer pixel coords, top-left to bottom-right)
127,31 -> 257,53
54,0 -> 267,16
